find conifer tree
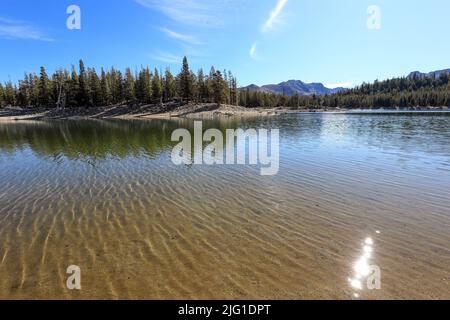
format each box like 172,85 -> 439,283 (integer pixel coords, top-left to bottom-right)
99,69 -> 111,106
152,68 -> 163,102
136,67 -> 152,103
29,74 -> 39,107
179,56 -> 193,101
163,68 -> 175,102
207,66 -> 216,102
4,81 -> 16,106
89,69 -> 103,106
67,65 -> 80,108
197,68 -> 208,103
124,68 -> 135,103
78,59 -> 90,107
17,75 -> 30,107
212,70 -> 226,105
38,66 -> 52,106
114,70 -> 124,104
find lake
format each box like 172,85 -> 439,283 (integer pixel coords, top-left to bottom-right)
0,112 -> 449,299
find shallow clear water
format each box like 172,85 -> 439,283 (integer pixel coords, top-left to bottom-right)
0,113 -> 449,299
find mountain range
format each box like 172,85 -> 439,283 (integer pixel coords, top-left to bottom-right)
242,80 -> 345,97
407,68 -> 450,80
243,68 -> 450,97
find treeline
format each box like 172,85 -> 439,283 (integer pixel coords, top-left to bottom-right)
239,72 -> 450,109
0,57 -> 239,109
2,57 -> 449,110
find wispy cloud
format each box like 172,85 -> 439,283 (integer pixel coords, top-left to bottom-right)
148,50 -> 183,64
0,17 -> 53,41
161,27 -> 204,45
135,0 -> 226,27
262,0 -> 289,33
249,42 -> 258,59
325,82 -> 353,89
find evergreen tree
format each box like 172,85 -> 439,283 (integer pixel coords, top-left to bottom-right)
212,70 -> 227,105
197,68 -> 208,103
124,68 -> 136,103
78,59 -> 90,107
38,66 -> 52,106
100,68 -> 112,106
17,75 -> 31,107
29,74 -> 39,107
179,56 -> 193,101
67,65 -> 80,108
163,68 -> 175,102
136,67 -> 152,103
152,68 -> 163,102
89,69 -> 103,106
114,70 -> 124,104
4,81 -> 16,106
207,66 -> 216,102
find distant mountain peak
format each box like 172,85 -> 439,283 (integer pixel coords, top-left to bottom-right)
242,79 -> 345,96
407,68 -> 450,79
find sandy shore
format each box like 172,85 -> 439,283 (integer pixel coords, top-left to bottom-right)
0,103 -> 291,121
1,104 -> 447,122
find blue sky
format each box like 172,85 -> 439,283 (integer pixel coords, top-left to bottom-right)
0,0 -> 449,87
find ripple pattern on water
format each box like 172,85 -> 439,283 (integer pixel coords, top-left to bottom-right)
0,115 -> 449,299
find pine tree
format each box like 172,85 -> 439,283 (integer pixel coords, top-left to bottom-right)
67,65 -> 80,108
114,70 -> 124,104
38,66 -> 52,106
89,69 -> 103,106
207,66 -> 216,102
124,68 -> 135,103
212,70 -> 227,105
136,67 -> 152,103
179,56 -> 193,101
17,74 -> 31,107
152,68 -> 163,102
163,68 -> 175,102
100,68 -> 112,106
230,73 -> 238,106
78,59 -> 90,107
29,74 -> 39,107
197,68 -> 208,103
4,81 -> 16,106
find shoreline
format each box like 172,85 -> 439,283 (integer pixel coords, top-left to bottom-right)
0,103 -> 448,122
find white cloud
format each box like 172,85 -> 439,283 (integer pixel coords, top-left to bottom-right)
262,0 -> 289,32
249,42 -> 257,59
161,27 -> 203,45
148,50 -> 183,64
325,82 -> 353,89
135,0 -> 232,27
0,17 -> 53,41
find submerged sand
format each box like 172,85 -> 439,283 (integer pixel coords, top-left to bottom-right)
0,114 -> 449,300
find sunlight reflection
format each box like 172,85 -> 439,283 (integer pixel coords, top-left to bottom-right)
348,234 -> 380,299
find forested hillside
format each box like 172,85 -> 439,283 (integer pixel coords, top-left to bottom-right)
239,72 -> 450,109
